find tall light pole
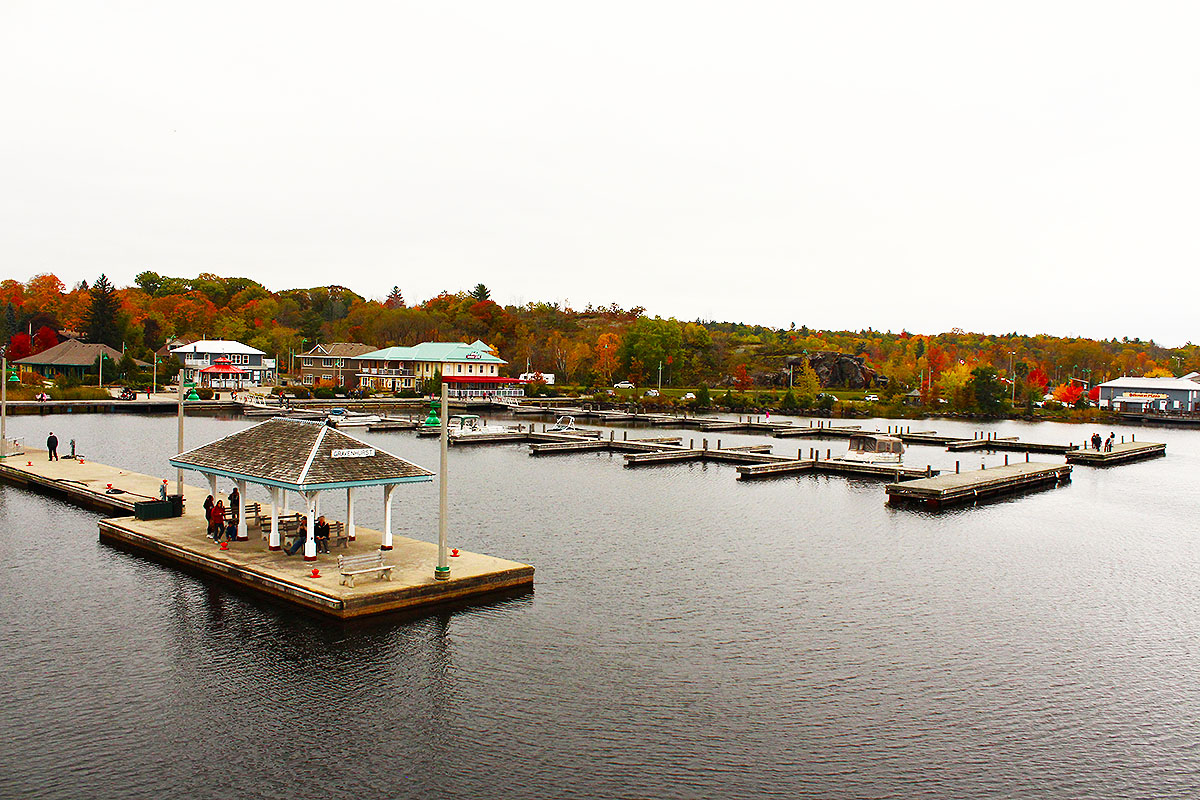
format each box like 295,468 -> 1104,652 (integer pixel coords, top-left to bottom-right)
657,361 -> 662,392
1009,351 -> 1016,404
435,382 -> 450,581
1,347 -> 7,461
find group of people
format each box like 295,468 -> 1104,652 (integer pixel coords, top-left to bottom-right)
203,486 -> 240,541
1091,431 -> 1116,452
283,515 -> 332,556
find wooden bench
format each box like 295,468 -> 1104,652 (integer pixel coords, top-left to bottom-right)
260,513 -> 302,535
328,521 -> 348,549
337,552 -> 392,587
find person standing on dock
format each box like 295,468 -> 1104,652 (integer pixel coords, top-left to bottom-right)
210,500 -> 225,541
46,432 -> 58,461
203,495 -> 215,536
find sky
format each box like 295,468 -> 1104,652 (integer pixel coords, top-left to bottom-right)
4,2 -> 1199,346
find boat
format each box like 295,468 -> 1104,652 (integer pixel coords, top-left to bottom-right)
325,408 -> 381,427
834,433 -> 904,465
447,414 -> 514,439
548,415 -> 580,432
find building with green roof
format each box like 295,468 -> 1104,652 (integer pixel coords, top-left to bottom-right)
354,340 -> 522,398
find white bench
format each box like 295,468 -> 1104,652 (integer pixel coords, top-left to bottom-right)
337,552 -> 392,587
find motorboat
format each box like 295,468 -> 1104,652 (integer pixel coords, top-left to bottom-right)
835,433 -> 904,465
325,407 -> 381,427
447,414 -> 513,439
548,415 -> 580,432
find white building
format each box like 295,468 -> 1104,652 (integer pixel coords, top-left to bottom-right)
170,340 -> 276,387
1096,373 -> 1200,413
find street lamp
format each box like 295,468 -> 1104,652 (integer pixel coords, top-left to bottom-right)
1,345 -> 7,461
1009,351 -> 1016,404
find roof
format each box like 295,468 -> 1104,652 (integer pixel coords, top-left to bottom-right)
200,358 -> 250,374
170,339 -> 265,356
356,340 -> 506,365
170,418 -> 434,491
305,342 -> 376,358
1097,376 -> 1200,392
16,339 -> 149,368
442,375 -> 524,384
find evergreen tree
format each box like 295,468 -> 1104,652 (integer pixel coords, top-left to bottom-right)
384,286 -> 405,309
84,274 -> 122,348
469,283 -> 491,302
0,303 -> 13,342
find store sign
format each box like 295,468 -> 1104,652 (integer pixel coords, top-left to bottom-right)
332,448 -> 376,459
465,352 -> 482,359
1126,392 -> 1169,399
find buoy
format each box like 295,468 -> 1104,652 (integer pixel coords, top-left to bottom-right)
310,568 -> 320,578
219,541 -> 229,550
451,548 -> 460,557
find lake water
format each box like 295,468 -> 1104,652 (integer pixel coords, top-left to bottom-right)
1,411 -> 1198,799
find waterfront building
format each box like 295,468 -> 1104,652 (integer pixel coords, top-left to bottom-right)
171,340 -> 276,386
15,339 -> 148,380
298,342 -> 375,388
1095,373 -> 1200,412
354,340 -> 523,398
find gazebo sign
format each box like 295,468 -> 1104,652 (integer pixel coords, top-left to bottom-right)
332,447 -> 376,459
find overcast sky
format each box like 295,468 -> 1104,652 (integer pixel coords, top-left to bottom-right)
4,2 -> 1198,345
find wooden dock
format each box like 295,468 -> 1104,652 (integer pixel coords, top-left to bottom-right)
0,450 -> 533,619
885,462 -> 1072,509
737,460 -> 937,481
1065,440 -> 1165,466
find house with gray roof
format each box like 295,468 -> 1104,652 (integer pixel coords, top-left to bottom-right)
16,339 -> 149,380
354,340 -> 522,398
1096,374 -> 1200,413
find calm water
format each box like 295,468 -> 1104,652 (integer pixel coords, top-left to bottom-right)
2,411 -> 1199,799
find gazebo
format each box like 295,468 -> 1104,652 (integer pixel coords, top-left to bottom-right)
199,357 -> 251,389
170,418 -> 434,561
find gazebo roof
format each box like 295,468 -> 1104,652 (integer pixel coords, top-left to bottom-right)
200,357 -> 250,374
170,418 -> 434,491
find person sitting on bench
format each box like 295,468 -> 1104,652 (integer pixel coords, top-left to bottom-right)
284,517 -> 309,556
314,515 -> 331,554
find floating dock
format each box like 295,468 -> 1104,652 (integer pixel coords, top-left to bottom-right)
885,462 -> 1072,509
0,450 -> 533,619
1065,440 -> 1165,466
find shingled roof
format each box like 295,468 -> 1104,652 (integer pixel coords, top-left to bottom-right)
170,418 -> 434,491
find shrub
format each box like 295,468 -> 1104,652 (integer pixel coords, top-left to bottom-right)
48,387 -> 112,401
313,387 -> 336,399
194,387 -> 214,400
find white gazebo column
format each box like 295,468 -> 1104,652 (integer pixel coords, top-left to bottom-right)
207,474 -> 218,501
303,492 -> 318,561
268,486 -> 281,551
346,487 -> 356,542
283,489 -> 290,516
381,484 -> 396,550
236,479 -> 248,540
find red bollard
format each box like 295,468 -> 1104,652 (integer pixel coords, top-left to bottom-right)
219,541 -> 229,550
311,568 -> 320,578
451,548 -> 460,557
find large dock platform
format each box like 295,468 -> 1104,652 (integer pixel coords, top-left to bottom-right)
0,450 -> 533,619
1065,440 -> 1165,466
885,462 -> 1072,509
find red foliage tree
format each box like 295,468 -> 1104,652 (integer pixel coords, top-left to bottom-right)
1027,366 -> 1049,391
7,333 -> 32,361
33,326 -> 58,354
734,364 -> 752,391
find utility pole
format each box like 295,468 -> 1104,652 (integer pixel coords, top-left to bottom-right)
658,361 -> 662,391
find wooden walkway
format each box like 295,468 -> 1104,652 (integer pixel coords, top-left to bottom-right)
885,462 -> 1072,509
0,449 -> 533,619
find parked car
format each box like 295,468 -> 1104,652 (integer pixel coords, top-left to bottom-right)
864,394 -> 879,402
614,381 -> 635,389
817,393 -> 839,402
682,392 -> 697,400
645,389 -> 660,397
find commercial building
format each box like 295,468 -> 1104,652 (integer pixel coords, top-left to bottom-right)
354,340 -> 523,398
298,342 -> 376,388
171,340 -> 276,387
1095,373 -> 1200,413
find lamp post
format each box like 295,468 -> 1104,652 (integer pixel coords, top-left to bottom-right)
657,361 -> 662,392
1009,351 -> 1016,404
1,346 -> 7,461
435,382 -> 450,581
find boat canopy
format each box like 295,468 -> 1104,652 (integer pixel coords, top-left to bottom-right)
848,434 -> 904,455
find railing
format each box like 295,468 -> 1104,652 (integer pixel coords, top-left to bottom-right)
447,388 -> 525,399
357,368 -> 414,377
1,437 -> 25,457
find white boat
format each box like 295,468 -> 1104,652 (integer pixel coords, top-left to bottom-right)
325,408 -> 382,427
834,433 -> 904,465
548,415 -> 580,432
447,414 -> 514,439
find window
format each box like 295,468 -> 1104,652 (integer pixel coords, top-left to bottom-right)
323,358 -> 333,367
303,375 -> 314,385
468,364 -> 474,373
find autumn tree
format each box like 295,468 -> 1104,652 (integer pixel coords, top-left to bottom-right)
968,365 -> 1006,415
385,286 -> 405,309
594,333 -> 620,384
33,326 -> 58,354
7,333 -> 32,361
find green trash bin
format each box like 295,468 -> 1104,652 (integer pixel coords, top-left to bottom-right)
134,500 -> 173,520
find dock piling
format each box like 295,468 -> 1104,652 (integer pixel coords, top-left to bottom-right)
956,461 -> 960,474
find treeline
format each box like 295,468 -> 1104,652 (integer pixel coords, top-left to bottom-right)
1,272 -> 1196,404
